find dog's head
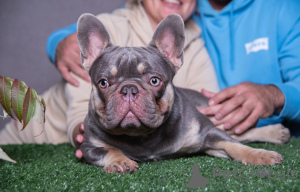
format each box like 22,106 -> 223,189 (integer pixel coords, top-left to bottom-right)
77,13 -> 185,136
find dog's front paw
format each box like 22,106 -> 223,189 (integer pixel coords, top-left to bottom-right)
104,158 -> 139,174
242,149 -> 283,166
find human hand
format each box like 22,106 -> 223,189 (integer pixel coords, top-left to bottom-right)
72,123 -> 85,159
199,89 -> 235,132
199,82 -> 285,134
55,33 -> 91,87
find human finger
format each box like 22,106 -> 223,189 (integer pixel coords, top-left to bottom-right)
69,62 -> 91,83
79,123 -> 85,134
209,107 -> 240,132
208,86 -> 237,105
76,134 -> 84,144
234,109 -> 260,134
198,104 -> 221,116
215,95 -> 246,120
58,63 -> 79,87
76,149 -> 83,159
62,47 -> 91,83
209,116 -> 225,127
201,89 -> 216,99
223,105 -> 252,130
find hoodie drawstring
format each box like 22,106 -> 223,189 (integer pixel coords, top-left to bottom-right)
230,1 -> 235,70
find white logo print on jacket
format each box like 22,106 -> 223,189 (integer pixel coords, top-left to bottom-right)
245,37 -> 269,54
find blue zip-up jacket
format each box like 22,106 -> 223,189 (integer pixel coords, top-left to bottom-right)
193,0 -> 300,128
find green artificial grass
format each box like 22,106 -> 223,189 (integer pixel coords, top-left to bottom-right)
1,138 -> 300,192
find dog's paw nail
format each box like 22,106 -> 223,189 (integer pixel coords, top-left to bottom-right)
105,168 -> 112,173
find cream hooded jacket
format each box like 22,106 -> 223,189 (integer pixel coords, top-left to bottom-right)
0,1 -> 219,146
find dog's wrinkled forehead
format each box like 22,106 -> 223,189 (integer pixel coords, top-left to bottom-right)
77,13 -> 185,81
89,46 -> 175,82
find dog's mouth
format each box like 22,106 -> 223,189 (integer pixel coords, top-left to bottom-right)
120,110 -> 141,128
105,109 -> 156,136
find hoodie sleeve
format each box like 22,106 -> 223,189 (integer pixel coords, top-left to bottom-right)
46,23 -> 77,64
272,1 -> 300,122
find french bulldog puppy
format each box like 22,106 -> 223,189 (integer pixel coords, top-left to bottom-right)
77,13 -> 289,173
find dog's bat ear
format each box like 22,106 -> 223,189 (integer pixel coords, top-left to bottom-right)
77,13 -> 113,71
148,14 -> 185,72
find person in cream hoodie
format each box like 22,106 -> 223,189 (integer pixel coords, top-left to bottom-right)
0,0 -> 219,146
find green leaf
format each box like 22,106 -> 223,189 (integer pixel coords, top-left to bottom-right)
0,75 -> 14,119
11,79 -> 28,123
0,75 -> 46,130
22,88 -> 36,130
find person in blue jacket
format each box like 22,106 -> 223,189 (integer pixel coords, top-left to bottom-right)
194,0 -> 300,136
46,0 -> 300,136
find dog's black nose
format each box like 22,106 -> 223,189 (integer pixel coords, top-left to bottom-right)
120,84 -> 139,97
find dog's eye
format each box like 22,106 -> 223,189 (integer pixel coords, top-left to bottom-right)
149,77 -> 161,87
99,79 -> 109,89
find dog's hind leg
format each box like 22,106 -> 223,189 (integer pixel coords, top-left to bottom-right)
230,124 -> 290,144
201,127 -> 283,165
